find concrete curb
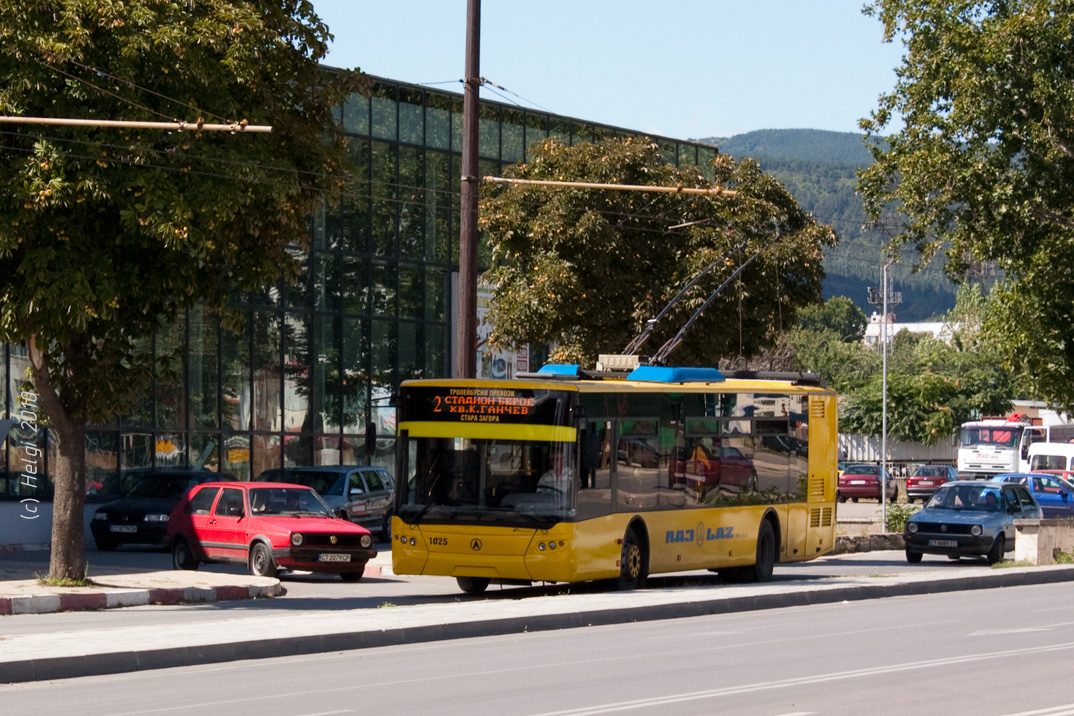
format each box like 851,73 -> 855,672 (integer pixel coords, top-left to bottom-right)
0,581 -> 283,616
0,561 -> 390,616
5,565 -> 1074,684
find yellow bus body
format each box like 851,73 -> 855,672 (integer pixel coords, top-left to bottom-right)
393,376 -> 838,584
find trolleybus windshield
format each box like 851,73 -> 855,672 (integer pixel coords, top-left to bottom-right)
398,386 -> 575,529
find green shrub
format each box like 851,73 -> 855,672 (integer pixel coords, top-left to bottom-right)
885,503 -> 919,533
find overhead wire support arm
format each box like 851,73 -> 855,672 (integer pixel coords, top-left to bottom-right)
0,117 -> 271,133
483,176 -> 737,197
649,230 -> 784,366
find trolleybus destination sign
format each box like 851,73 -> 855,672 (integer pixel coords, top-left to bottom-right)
403,386 -> 562,425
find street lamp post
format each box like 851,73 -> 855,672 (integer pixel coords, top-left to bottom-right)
881,261 -> 890,528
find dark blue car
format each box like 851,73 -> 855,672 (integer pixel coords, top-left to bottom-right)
991,473 -> 1074,518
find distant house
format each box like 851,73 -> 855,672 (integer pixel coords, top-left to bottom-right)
863,312 -> 954,347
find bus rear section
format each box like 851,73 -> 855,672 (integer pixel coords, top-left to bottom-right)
392,372 -> 837,593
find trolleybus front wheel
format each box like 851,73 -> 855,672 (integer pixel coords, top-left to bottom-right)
457,576 -> 490,594
616,528 -> 647,591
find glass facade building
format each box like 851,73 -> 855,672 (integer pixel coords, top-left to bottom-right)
1,75 -> 720,500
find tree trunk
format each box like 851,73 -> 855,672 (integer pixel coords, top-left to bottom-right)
48,416 -> 87,580
28,336 -> 88,581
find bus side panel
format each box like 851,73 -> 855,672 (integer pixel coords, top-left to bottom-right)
643,506 -> 768,575
783,503 -> 810,562
804,393 -> 837,560
570,515 -> 636,581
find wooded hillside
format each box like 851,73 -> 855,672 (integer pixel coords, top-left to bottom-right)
695,129 -> 959,321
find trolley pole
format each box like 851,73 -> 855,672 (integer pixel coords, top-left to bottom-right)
456,0 -> 480,379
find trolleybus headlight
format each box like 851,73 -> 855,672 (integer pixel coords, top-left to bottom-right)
410,537 -> 417,546
291,533 -> 304,546
538,542 -> 546,551
549,542 -> 557,550
907,523 -> 917,533
971,525 -> 982,537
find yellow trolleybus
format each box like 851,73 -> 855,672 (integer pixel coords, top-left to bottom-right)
392,362 -> 838,593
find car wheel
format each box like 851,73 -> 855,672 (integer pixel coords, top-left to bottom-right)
171,538 -> 198,571
616,527 -> 647,590
457,576 -> 490,594
381,510 -> 393,542
340,568 -> 365,582
851,497 -> 859,503
95,539 -> 117,552
249,542 -> 278,578
906,550 -> 923,564
986,534 -> 1005,565
837,492 -> 846,504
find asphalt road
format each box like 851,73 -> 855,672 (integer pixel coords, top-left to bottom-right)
0,538 -> 1004,638
3,578 -> 1072,716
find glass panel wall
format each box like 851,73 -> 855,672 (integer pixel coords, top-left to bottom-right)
0,77 -> 718,498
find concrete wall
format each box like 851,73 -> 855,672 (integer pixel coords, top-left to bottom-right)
1014,519 -> 1074,565
0,501 -> 96,552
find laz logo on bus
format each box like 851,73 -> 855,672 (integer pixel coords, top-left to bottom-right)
664,523 -> 734,547
429,537 -> 448,546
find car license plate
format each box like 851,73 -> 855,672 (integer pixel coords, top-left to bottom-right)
928,539 -> 958,548
920,480 -> 935,486
109,525 -> 137,533
318,553 -> 351,562
850,480 -> 866,485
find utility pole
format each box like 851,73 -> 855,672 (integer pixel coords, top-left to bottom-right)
869,266 -> 902,527
456,0 -> 480,379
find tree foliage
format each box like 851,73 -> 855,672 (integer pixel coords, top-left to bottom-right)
859,0 -> 1074,408
0,0 -> 365,578
479,136 -> 837,366
795,296 -> 868,342
839,285 -> 1014,445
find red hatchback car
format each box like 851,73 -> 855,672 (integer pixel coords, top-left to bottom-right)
837,463 -> 898,503
168,482 -> 377,581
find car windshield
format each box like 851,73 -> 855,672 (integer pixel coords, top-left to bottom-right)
127,476 -> 195,499
915,466 -> 947,477
249,487 -> 333,517
847,465 -> 879,476
927,483 -> 1004,512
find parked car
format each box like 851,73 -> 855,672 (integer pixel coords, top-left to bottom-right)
837,463 -> 897,503
168,482 -> 377,580
905,464 -> 959,503
254,465 -> 396,540
90,468 -> 235,551
991,472 -> 1074,518
903,480 -> 1042,564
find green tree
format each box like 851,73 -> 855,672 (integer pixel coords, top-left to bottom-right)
840,286 -> 1014,445
0,1 -> 365,579
859,0 -> 1074,408
795,296 -> 868,342
480,137 -> 837,366
788,327 -> 879,393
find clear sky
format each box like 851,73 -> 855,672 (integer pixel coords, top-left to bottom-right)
310,1 -> 906,141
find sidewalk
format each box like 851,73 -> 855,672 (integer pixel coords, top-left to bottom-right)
4,551 -> 1074,684
0,553 -> 392,615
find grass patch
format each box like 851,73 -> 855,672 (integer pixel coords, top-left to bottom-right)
990,559 -> 1032,569
34,563 -> 96,587
377,602 -> 396,608
34,573 -> 98,587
